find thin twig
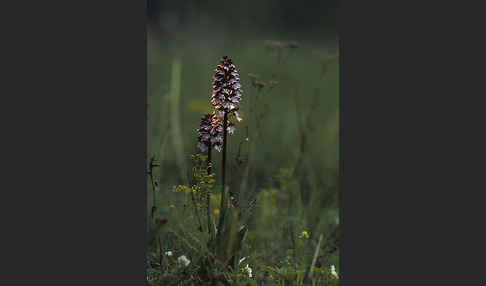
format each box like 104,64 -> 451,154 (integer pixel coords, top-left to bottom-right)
207,146 -> 212,237
302,234 -> 323,285
148,157 -> 159,219
190,187 -> 204,233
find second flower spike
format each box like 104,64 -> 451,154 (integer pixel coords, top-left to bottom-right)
197,113 -> 223,152
197,112 -> 237,153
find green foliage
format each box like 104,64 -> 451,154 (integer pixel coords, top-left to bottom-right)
147,34 -> 339,285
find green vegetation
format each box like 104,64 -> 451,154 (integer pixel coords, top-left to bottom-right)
147,32 -> 339,285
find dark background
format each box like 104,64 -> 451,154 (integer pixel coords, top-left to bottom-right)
147,0 -> 338,37
2,0 -> 481,285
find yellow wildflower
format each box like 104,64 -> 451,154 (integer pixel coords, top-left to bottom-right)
300,231 -> 309,239
173,185 -> 192,193
169,204 -> 175,209
213,209 -> 220,215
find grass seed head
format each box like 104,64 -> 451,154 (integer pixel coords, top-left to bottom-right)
269,80 -> 279,89
284,42 -> 299,49
252,80 -> 265,91
264,41 -> 284,51
247,73 -> 259,80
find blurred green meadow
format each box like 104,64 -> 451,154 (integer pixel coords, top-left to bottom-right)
147,28 -> 339,284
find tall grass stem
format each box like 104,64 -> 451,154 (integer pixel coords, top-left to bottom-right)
169,58 -> 188,184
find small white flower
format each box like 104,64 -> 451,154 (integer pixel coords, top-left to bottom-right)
242,264 -> 252,278
177,255 -> 191,266
330,265 -> 339,279
165,251 -> 173,256
227,125 -> 235,135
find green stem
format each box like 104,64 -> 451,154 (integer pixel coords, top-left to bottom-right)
217,112 -> 228,235
190,187 -> 204,232
222,112 -> 228,195
169,58 -> 188,185
207,146 -> 212,237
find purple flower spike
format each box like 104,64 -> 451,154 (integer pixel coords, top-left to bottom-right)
210,56 -> 243,127
197,113 -> 224,152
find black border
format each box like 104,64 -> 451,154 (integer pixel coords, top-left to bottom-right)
3,0 -> 147,284
4,0 -> 472,284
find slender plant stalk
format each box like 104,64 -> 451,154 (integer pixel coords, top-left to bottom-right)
169,58 -> 188,185
158,236 -> 163,272
190,188 -> 204,233
149,172 -> 156,218
240,81 -> 275,200
239,135 -> 255,200
302,234 -> 324,285
209,56 -> 242,246
218,112 -> 229,231
222,113 -> 228,196
238,80 -> 251,198
207,146 -> 212,237
239,87 -> 259,201
148,158 -> 158,219
239,87 -> 270,200
207,146 -> 213,174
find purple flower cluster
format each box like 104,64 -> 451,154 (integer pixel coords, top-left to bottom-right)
210,56 -> 243,122
197,114 -> 223,152
197,112 -> 238,153
196,56 -> 242,153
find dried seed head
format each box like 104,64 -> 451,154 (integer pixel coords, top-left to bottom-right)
264,42 -> 274,51
247,73 -> 258,80
155,217 -> 168,225
252,80 -> 265,91
284,42 -> 299,49
210,56 -> 243,123
264,41 -> 284,51
269,80 -> 279,89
